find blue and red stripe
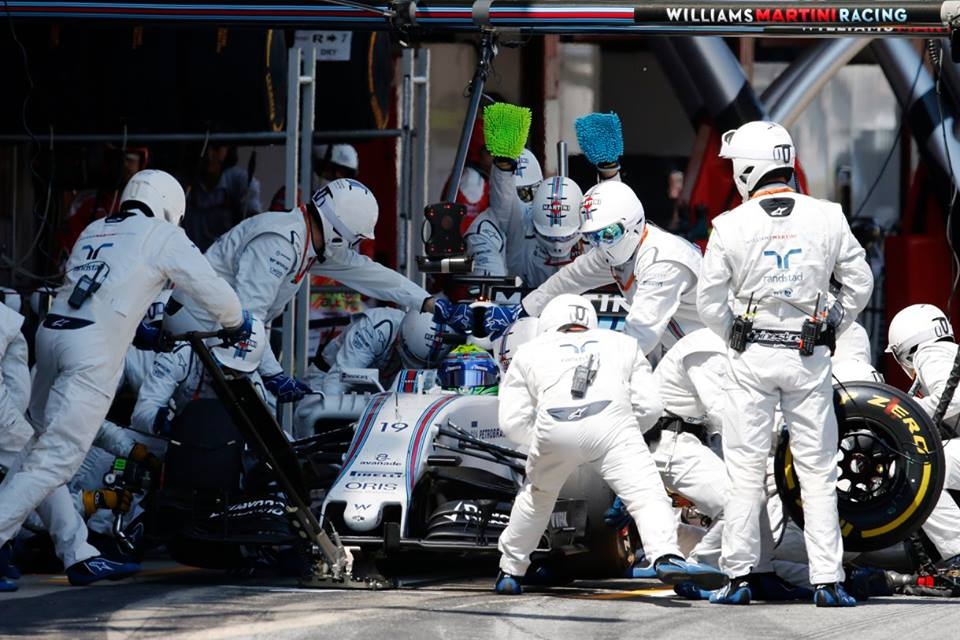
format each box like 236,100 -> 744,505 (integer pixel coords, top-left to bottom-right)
336,393 -> 389,482
405,395 -> 458,495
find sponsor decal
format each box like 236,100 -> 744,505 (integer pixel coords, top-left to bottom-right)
207,498 -> 286,519
661,6 -> 909,24
349,471 -> 403,478
344,482 -> 398,492
356,453 -> 403,467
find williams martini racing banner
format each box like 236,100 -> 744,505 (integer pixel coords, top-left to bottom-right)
1,1 -> 954,35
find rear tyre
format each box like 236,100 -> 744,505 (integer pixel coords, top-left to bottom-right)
774,381 -> 945,552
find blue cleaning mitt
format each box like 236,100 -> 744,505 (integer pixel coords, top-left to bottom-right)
575,112 -> 624,166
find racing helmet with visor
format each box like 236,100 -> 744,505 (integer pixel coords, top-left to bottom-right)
532,176 -> 583,259
438,345 -> 500,395
579,181 -> 645,266
398,310 -> 453,369
514,149 -> 544,204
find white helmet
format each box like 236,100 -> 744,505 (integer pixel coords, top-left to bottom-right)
0,288 -> 21,314
120,169 -> 186,226
538,294 -> 598,335
492,316 -> 539,375
832,359 -> 884,384
886,304 -> 955,373
313,144 -> 359,172
211,318 -> 266,374
719,121 -> 796,199
398,310 -> 453,368
579,181 -> 645,266
311,178 -> 379,251
514,149 -> 543,204
532,177 -> 583,259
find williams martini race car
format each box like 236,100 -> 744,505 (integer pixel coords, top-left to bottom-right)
317,368 -> 634,577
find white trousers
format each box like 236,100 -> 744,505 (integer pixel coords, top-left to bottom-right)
721,345 -> 844,585
0,326 -> 123,553
650,430 -> 727,566
1,429 -> 99,568
922,439 -> 960,558
499,416 -> 679,576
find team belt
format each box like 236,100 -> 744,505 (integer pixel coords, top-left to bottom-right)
43,314 -> 94,330
746,328 -> 803,349
643,415 -> 707,445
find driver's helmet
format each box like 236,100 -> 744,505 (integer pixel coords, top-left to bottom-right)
438,345 -> 500,395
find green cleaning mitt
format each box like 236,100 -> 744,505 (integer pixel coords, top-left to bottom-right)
483,103 -> 532,160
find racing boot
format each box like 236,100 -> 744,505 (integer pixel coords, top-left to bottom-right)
673,581 -> 714,600
748,572 -> 813,601
0,542 -> 17,592
1,540 -> 20,580
626,554 -> 657,579
66,556 -> 141,586
813,582 -> 857,607
654,554 -> 728,590
494,571 -> 523,595
709,575 -> 752,605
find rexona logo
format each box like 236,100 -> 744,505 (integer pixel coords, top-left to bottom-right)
662,7 -> 909,24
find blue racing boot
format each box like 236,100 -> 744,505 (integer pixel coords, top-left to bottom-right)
494,571 -> 523,595
709,576 -> 752,605
748,572 -> 813,601
673,581 -> 713,600
626,554 -> 658,579
654,554 -> 728,590
66,556 -> 141,586
813,582 -> 857,607
0,542 -> 18,592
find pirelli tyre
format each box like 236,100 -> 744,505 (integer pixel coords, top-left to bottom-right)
775,381 -> 945,552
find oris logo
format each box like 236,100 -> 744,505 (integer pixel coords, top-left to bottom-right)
344,482 -> 398,492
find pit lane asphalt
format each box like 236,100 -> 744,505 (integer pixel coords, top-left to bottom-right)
2,560 -> 959,639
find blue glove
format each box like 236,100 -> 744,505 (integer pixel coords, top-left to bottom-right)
603,496 -> 631,529
433,298 -> 474,335
133,321 -> 174,352
221,310 -> 253,347
263,373 -> 312,403
153,409 -> 173,437
483,304 -> 524,340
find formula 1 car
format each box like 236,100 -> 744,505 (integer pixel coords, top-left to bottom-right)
109,334 -> 630,581
319,370 -> 633,577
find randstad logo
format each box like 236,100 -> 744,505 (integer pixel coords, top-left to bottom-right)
763,248 -> 802,270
